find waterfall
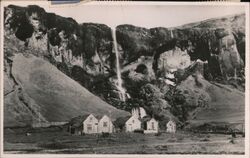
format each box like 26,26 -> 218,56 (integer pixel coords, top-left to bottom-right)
235,45 -> 240,80
111,28 -> 127,101
234,68 -> 237,80
208,40 -> 211,51
170,29 -> 174,38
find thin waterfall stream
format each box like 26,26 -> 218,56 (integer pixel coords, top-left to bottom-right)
111,28 -> 128,101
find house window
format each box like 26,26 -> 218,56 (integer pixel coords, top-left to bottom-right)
132,120 -> 135,123
87,124 -> 92,131
103,122 -> 108,127
89,117 -> 92,121
152,122 -> 155,130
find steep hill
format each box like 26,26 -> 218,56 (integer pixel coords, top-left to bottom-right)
4,52 -> 129,127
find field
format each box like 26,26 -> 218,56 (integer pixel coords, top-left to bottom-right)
3,126 -> 244,154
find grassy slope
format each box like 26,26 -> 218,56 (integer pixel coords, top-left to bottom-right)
179,73 -> 244,125
7,53 -> 129,124
192,82 -> 244,124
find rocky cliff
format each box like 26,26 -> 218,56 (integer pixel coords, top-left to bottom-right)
4,5 -> 245,129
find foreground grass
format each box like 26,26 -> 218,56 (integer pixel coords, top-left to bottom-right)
3,127 -> 244,154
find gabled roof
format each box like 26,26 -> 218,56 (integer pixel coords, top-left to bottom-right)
126,115 -> 141,124
140,115 -> 151,123
69,114 -> 113,128
94,114 -> 103,120
69,114 -> 90,128
148,117 -> 158,123
125,115 -> 157,124
113,115 -> 131,128
167,120 -> 176,125
99,115 -> 113,121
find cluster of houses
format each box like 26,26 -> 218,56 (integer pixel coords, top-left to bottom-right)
68,114 -> 114,135
68,107 -> 176,135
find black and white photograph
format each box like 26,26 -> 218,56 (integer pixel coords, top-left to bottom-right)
0,1 -> 249,156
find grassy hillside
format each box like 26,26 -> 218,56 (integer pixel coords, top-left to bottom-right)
190,82 -> 244,124
177,72 -> 244,126
4,53 -> 129,127
165,60 -> 245,129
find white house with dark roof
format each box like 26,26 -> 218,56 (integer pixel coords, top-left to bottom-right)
166,120 -> 176,133
83,114 -> 99,134
125,115 -> 141,132
98,115 -> 114,133
144,118 -> 159,134
68,114 -> 90,135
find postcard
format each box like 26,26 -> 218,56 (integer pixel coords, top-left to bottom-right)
0,1 -> 249,157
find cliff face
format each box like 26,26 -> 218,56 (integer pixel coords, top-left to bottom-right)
116,20 -> 245,82
4,5 -> 245,80
4,5 -> 245,128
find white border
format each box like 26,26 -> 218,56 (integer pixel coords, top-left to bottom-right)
0,1 -> 249,158
244,3 -> 250,158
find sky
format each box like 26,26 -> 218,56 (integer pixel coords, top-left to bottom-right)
3,1 -> 246,28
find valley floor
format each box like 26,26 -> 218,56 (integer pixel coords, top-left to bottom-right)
3,127 -> 244,154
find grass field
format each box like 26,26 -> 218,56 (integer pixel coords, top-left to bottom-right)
3,126 -> 244,154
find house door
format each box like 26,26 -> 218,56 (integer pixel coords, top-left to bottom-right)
71,128 -> 75,134
87,124 -> 92,133
94,124 -> 98,133
129,124 -> 132,131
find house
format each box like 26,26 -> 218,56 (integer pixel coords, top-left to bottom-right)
125,114 -> 159,134
125,115 -> 141,132
144,118 -> 159,134
68,114 -> 89,135
98,115 -> 114,133
166,120 -> 176,133
68,114 -> 100,135
83,114 -> 99,134
125,107 -> 147,132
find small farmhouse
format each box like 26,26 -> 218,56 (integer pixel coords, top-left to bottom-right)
68,114 -> 89,135
69,114 -> 100,135
144,118 -> 159,134
98,115 -> 114,133
166,120 -> 176,133
125,115 -> 141,132
83,114 -> 99,134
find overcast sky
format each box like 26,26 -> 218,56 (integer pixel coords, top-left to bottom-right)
3,1 -> 246,28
